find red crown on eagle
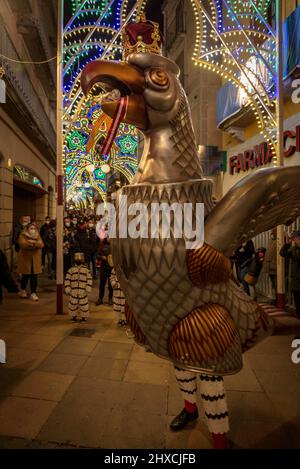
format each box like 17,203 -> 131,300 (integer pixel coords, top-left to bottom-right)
122,13 -> 163,60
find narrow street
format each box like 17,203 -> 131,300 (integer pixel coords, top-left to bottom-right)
0,277 -> 299,449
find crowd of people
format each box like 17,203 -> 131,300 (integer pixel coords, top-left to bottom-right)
232,231 -> 300,318
1,213 -> 300,321
0,212 -> 126,325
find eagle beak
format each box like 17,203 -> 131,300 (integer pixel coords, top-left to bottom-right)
81,60 -> 148,130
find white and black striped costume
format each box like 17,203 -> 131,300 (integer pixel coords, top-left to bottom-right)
64,265 -> 92,319
174,366 -> 229,434
110,268 -> 126,322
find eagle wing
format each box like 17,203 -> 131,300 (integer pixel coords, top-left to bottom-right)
205,166 -> 300,256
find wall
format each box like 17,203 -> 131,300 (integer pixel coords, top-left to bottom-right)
0,109 -> 56,262
162,0 -> 223,149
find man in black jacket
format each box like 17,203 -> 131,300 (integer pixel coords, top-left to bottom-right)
234,240 -> 255,295
96,239 -> 113,306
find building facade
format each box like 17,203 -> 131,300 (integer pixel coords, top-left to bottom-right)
0,0 -> 57,264
162,0 -> 224,197
216,1 -> 300,301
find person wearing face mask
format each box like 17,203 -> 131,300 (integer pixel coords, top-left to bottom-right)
17,223 -> 44,301
71,217 -> 78,229
13,215 -> 31,253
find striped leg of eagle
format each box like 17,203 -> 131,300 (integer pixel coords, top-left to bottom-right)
174,366 -> 229,435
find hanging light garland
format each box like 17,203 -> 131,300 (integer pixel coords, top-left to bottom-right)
191,0 -> 277,161
63,0 -> 146,208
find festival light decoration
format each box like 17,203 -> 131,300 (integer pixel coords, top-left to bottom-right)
191,0 -> 278,160
63,0 -> 146,208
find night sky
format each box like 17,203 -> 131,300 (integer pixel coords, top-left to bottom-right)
64,1 -> 164,28
144,0 -> 164,29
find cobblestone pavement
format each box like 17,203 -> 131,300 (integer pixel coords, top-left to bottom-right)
0,277 -> 300,449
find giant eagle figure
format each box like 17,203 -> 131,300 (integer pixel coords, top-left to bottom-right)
81,15 -> 300,377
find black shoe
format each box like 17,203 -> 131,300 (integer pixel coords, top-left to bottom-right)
170,408 -> 199,432
96,299 -> 103,306
71,317 -> 77,322
81,318 -> 87,322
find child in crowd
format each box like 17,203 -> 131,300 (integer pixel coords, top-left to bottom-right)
110,267 -> 126,326
64,252 -> 92,322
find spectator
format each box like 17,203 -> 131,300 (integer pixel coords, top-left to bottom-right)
243,247 -> 266,300
234,240 -> 255,295
13,215 -> 31,253
87,219 -> 99,278
280,231 -> 300,318
0,250 -> 19,303
40,216 -> 51,270
44,220 -> 56,279
96,238 -> 113,306
264,229 -> 277,299
17,223 -> 44,301
75,223 -> 91,265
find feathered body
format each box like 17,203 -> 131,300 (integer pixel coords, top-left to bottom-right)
81,51 -> 300,375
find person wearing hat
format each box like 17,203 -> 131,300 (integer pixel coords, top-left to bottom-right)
64,252 -> 92,322
280,231 -> 300,317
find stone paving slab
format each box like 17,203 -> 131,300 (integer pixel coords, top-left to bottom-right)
0,369 -> 28,397
37,378 -> 113,447
103,409 -> 166,448
226,391 -> 281,423
224,366 -> 264,392
3,333 -> 63,352
0,397 -> 56,439
78,357 -> 128,381
10,371 -> 74,402
53,336 -> 98,356
124,360 -> 170,386
91,341 -> 133,360
1,280 -> 300,448
37,352 -> 88,376
253,369 -> 300,394
3,348 -> 49,371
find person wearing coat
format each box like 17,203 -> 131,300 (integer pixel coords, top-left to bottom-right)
280,231 -> 300,317
17,223 -> 44,301
0,250 -> 19,303
110,268 -> 126,325
96,238 -> 113,306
